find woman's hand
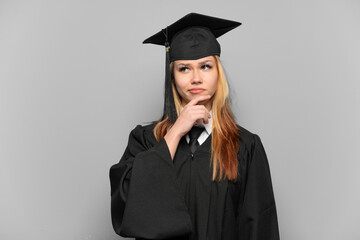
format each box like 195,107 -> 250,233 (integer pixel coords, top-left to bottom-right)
164,94 -> 211,160
171,94 -> 212,138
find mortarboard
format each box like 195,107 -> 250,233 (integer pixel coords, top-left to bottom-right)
143,13 -> 241,123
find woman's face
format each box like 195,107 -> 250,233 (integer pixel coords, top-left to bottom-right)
173,55 -> 218,110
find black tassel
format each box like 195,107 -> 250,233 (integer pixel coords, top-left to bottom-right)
163,28 -> 177,122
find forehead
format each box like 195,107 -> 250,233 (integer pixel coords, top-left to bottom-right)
174,56 -> 216,65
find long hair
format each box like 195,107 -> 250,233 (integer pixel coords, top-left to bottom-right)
153,56 -> 240,182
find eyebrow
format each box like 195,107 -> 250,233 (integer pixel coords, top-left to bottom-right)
176,60 -> 214,67
199,60 -> 214,65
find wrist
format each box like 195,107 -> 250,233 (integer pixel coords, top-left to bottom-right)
166,126 -> 182,141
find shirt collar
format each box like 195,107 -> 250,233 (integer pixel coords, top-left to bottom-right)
180,106 -> 212,134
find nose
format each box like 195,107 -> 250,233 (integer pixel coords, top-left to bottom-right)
191,69 -> 202,84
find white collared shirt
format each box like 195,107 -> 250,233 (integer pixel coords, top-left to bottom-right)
181,106 -> 213,145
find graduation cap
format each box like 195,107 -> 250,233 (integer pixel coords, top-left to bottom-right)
143,13 -> 241,123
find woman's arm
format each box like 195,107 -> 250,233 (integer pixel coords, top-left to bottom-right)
110,95 -> 211,237
164,126 -> 182,160
109,125 -> 192,239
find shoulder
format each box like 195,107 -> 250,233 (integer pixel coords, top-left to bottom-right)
127,122 -> 157,146
236,124 -> 264,154
134,122 -> 157,135
236,124 -> 261,143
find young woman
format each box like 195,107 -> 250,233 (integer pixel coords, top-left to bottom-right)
110,13 -> 280,240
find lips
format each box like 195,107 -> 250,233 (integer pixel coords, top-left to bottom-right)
189,88 -> 205,94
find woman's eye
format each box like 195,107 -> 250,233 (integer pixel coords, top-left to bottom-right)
202,64 -> 212,70
179,67 -> 189,72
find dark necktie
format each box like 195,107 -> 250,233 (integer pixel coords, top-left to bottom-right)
188,126 -> 205,154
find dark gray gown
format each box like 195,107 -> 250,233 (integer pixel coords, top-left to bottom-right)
109,123 -> 280,240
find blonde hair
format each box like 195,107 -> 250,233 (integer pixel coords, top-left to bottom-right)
153,56 -> 240,182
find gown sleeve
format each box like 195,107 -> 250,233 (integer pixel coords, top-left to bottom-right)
109,125 -> 192,239
237,134 -> 280,240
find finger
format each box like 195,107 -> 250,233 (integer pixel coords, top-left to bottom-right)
195,119 -> 204,125
204,114 -> 209,124
191,112 -> 210,124
203,117 -> 209,124
197,116 -> 208,125
188,109 -> 210,118
188,105 -> 211,113
187,94 -> 211,107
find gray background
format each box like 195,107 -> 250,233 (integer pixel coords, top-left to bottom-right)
1,0 -> 359,239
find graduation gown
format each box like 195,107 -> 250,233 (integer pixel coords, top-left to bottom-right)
109,123 -> 280,240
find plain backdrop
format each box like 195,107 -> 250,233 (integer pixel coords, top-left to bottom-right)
1,0 -> 359,239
